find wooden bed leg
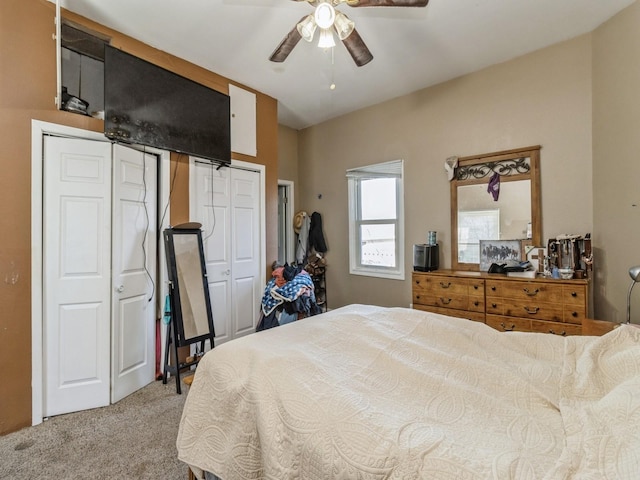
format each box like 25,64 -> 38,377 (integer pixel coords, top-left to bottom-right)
188,467 -> 196,480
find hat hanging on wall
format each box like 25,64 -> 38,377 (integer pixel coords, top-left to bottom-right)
293,211 -> 307,234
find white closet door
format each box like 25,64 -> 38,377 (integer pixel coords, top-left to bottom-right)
111,144 -> 157,403
190,161 -> 261,346
44,137 -> 159,417
44,136 -> 112,416
229,168 -> 261,337
192,162 -> 232,345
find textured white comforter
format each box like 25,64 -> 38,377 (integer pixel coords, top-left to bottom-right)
176,305 -> 640,479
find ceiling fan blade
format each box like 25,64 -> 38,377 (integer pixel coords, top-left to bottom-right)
347,0 -> 429,6
341,28 -> 373,67
269,20 -> 305,63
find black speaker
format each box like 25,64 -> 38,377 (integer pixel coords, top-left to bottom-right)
413,244 -> 439,272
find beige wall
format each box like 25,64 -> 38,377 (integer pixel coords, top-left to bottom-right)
296,35 -> 594,309
0,0 -> 278,435
593,1 -> 640,322
278,124 -> 300,209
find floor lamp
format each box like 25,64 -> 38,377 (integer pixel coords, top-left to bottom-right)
626,266 -> 640,324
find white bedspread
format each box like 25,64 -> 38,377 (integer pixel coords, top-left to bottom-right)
176,305 -> 640,479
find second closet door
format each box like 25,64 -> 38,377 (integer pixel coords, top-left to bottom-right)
190,160 -> 261,346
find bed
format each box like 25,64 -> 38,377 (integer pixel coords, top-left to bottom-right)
176,304 -> 640,479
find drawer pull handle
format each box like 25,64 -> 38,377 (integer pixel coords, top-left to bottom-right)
523,288 -> 539,296
491,286 -> 497,291
549,329 -> 567,336
415,280 -> 420,285
571,292 -> 577,297
524,306 -> 540,314
571,311 -> 578,317
473,301 -> 479,306
500,322 -> 516,332
439,282 -> 451,289
440,297 -> 452,305
473,285 -> 479,290
491,303 -> 497,308
416,295 -> 420,300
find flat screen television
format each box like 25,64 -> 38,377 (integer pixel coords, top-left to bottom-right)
104,45 -> 231,165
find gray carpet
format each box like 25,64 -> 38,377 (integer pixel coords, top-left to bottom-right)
0,380 -> 190,480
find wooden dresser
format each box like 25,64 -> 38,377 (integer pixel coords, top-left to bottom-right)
412,270 -> 591,336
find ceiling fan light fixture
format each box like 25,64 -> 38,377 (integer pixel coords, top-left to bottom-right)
333,11 -> 355,40
314,2 -> 336,29
297,14 -> 317,42
270,0 -> 430,66
318,28 -> 336,48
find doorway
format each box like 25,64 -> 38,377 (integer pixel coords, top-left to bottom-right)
31,121 -> 171,424
278,180 -> 295,266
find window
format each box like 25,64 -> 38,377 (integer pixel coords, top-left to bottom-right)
457,209 -> 500,263
347,160 -> 404,280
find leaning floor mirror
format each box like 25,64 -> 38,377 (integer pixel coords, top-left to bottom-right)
163,223 -> 215,393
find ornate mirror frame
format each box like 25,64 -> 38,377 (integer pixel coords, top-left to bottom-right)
451,145 -> 541,271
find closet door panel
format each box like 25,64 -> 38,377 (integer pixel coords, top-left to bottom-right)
190,160 -> 262,345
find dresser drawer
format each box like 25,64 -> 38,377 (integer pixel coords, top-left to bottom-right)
502,300 -> 564,322
562,285 -> 587,305
413,274 -> 483,296
531,320 -> 582,336
563,304 -> 586,324
468,295 -> 485,313
486,315 -> 531,333
413,292 -> 470,310
487,298 -> 564,322
485,280 -> 562,303
413,304 -> 485,323
486,298 -> 504,315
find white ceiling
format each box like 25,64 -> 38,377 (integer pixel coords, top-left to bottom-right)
55,0 -> 634,130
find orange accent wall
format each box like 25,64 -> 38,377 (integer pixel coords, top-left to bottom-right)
0,0 -> 277,435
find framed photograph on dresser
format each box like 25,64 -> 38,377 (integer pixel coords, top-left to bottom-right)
479,239 -> 521,271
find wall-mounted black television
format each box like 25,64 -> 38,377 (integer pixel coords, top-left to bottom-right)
104,45 -> 231,165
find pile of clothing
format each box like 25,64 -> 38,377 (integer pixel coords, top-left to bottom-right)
257,263 -> 322,331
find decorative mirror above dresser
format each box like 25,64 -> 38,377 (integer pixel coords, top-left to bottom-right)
412,144 -> 594,336
450,145 -> 541,271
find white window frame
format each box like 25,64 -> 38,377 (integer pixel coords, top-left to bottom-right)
347,159 -> 405,280
457,209 -> 500,264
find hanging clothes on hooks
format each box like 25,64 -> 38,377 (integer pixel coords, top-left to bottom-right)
294,211 -> 310,265
309,211 -> 327,253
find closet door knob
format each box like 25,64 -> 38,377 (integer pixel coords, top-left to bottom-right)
116,285 -> 124,293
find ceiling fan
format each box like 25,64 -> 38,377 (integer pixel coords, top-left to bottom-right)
269,0 -> 430,67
